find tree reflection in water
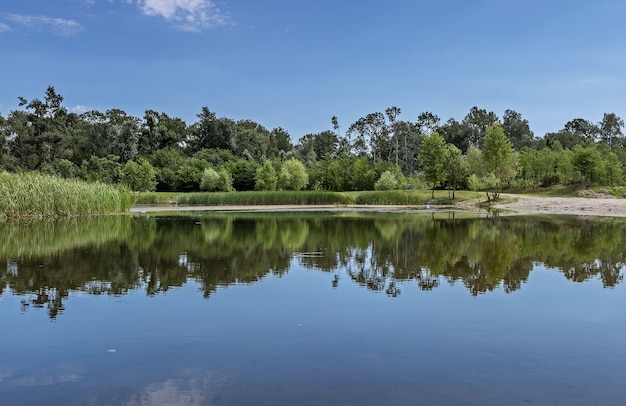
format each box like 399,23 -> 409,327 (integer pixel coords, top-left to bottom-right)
1,213 -> 625,318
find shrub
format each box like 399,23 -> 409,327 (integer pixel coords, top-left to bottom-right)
278,158 -> 309,191
255,161 -> 278,191
121,158 -> 157,192
374,170 -> 399,190
200,167 -> 234,192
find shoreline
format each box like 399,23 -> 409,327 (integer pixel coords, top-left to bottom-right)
131,195 -> 626,218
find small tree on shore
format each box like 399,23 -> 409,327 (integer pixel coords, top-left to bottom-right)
255,160 -> 278,191
418,132 -> 446,199
278,158 -> 309,190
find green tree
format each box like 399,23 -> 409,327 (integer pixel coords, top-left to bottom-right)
121,158 -> 157,191
255,160 -> 278,191
200,167 -> 234,192
572,145 -> 602,185
443,144 -> 468,198
139,110 -> 186,156
268,127 -> 292,158
418,132 -> 447,198
226,159 -> 258,191
278,158 -> 309,190
481,124 -> 518,201
462,106 -> 499,148
374,170 -> 399,190
82,155 -> 121,184
190,107 -> 233,152
598,113 -> 624,147
502,109 -> 534,150
106,109 -> 140,163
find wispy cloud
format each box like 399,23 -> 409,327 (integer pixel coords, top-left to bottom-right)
72,105 -> 91,114
0,22 -> 10,32
6,14 -> 83,36
134,0 -> 233,31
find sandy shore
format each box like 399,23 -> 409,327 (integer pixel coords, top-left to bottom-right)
131,194 -> 626,218
490,194 -> 626,217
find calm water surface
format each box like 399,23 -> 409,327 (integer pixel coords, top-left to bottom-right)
1,212 -> 626,405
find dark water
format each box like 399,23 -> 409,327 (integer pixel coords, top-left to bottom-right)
1,212 -> 626,405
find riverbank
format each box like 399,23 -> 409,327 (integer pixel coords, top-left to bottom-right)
131,194 -> 626,217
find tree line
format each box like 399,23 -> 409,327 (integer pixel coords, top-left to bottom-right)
1,86 -> 624,193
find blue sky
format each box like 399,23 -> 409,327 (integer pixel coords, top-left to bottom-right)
1,0 -> 625,140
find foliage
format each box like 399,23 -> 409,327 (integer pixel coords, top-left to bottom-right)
443,145 -> 468,198
177,191 -> 353,205
418,132 -> 447,198
200,167 -> 234,192
0,172 -> 131,219
374,170 -> 399,190
480,124 -> 518,200
255,160 -> 278,191
3,87 -> 626,194
121,158 -> 157,192
278,158 -> 309,191
354,191 -> 445,205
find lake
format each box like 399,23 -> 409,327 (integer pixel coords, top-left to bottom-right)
1,212 -> 625,405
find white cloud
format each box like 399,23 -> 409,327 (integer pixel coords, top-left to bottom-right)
0,22 -> 10,32
134,0 -> 232,31
72,105 -> 90,114
6,14 -> 83,36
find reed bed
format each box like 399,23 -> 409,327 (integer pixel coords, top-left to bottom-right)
353,191 -> 431,205
177,191 -> 354,206
0,172 -> 132,219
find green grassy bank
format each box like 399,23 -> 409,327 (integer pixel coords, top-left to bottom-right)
0,172 -> 132,219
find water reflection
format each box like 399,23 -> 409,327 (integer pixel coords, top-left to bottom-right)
126,369 -> 229,406
1,213 -> 625,318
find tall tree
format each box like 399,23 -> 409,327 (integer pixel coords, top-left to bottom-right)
598,113 -> 624,147
139,110 -> 186,156
190,107 -> 234,152
563,118 -> 598,142
462,106 -> 499,148
418,132 -> 447,198
416,111 -> 440,136
438,118 -> 472,154
347,112 -> 390,162
481,124 -> 518,201
501,109 -> 534,150
105,109 -> 140,163
385,106 -> 402,165
232,119 -> 270,162
444,144 -> 468,199
268,127 -> 292,158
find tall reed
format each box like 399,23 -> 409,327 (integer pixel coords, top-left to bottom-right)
177,191 -> 354,206
0,172 -> 132,219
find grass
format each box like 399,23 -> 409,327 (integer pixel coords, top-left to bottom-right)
134,192 -> 180,205
136,189 -> 482,207
176,191 -> 354,205
0,172 -> 132,220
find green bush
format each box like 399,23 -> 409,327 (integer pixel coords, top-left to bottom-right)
374,170 -> 399,190
278,158 -> 309,191
255,161 -> 278,191
200,167 -> 234,192
121,158 -> 157,192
